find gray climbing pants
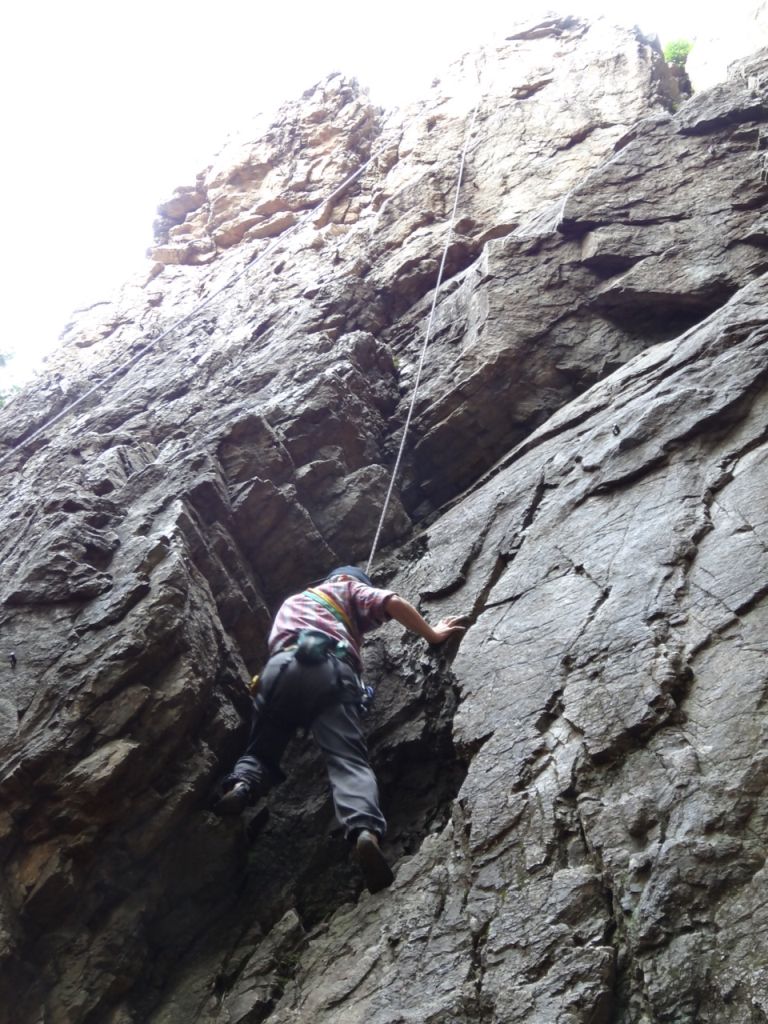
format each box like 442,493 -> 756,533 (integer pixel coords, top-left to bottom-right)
226,649 -> 386,838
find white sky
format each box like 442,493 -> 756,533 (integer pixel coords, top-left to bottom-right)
0,1 -> 716,389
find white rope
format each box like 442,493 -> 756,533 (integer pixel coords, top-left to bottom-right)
366,97 -> 482,575
0,155 -> 376,472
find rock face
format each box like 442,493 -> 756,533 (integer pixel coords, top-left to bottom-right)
1,17 -> 767,1024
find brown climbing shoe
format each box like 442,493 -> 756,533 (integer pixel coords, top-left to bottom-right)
355,830 -> 394,893
214,781 -> 251,816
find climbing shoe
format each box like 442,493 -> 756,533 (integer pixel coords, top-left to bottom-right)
355,830 -> 394,894
214,781 -> 251,816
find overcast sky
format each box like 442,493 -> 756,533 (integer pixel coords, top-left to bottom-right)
0,0 -> 716,389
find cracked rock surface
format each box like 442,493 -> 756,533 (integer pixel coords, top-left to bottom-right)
0,17 -> 767,1024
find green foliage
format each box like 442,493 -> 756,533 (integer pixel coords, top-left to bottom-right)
664,39 -> 693,67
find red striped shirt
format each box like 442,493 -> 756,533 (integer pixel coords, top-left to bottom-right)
268,578 -> 394,669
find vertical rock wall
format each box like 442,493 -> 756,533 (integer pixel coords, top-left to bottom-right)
0,18 -> 766,1024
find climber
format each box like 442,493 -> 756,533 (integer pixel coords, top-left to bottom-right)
214,565 -> 465,893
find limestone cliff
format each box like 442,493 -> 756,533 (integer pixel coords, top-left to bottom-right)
1,17 -> 767,1024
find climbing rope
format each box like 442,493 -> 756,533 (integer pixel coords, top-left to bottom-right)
365,96 -> 482,575
0,155 -> 376,472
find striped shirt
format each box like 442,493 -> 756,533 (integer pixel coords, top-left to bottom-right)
268,578 -> 395,670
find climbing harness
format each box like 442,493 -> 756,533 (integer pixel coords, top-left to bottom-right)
297,587 -> 374,709
0,155 -> 376,472
365,95 -> 483,574
259,629 -> 372,718
294,629 -> 347,666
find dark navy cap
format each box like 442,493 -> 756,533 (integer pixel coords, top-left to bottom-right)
325,565 -> 372,586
